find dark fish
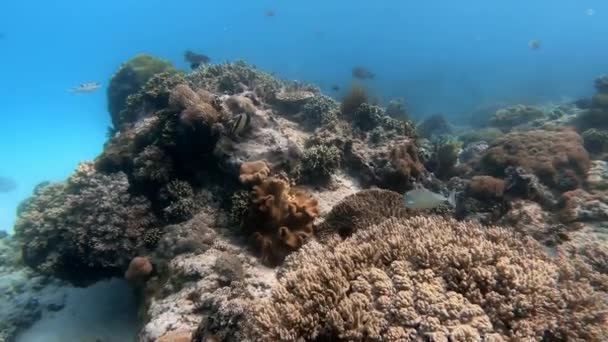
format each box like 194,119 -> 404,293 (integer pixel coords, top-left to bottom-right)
331,85 -> 340,91
528,39 -> 541,50
265,10 -> 275,17
0,177 -> 16,193
352,66 -> 375,80
230,113 -> 251,136
184,50 -> 211,70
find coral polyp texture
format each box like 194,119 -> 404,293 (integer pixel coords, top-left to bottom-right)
14,162 -> 158,286
247,216 -> 608,341
480,129 -> 590,189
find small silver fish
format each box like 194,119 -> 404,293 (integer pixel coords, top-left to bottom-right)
69,82 -> 101,93
404,186 -> 455,210
230,113 -> 251,136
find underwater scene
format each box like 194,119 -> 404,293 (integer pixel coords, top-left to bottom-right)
2,0 -> 608,341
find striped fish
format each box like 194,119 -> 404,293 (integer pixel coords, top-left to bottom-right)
230,113 -> 251,136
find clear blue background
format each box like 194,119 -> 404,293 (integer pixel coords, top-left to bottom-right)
1,0 -> 607,232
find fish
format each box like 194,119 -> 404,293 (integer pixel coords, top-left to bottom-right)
586,8 -> 595,16
0,177 -> 16,193
184,50 -> 211,70
528,39 -> 541,50
69,82 -> 101,93
331,85 -> 340,92
265,10 -> 275,17
230,113 -> 251,136
352,66 -> 375,80
403,185 -> 455,210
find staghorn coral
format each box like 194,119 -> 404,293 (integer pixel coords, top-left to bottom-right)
300,144 -> 341,181
14,162 -> 158,286
247,216 -> 608,341
243,177 -> 319,265
480,129 -> 590,189
107,54 -> 178,128
488,104 -> 544,131
315,188 -> 413,242
466,175 -> 505,200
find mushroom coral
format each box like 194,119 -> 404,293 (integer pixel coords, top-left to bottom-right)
242,174 -> 319,265
247,216 -> 608,341
480,129 -> 590,189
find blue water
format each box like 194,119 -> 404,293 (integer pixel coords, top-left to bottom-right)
1,0 -> 607,232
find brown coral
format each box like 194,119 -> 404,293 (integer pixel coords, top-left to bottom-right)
244,177 -> 319,265
124,256 -> 153,283
480,129 -> 590,189
239,160 -> 270,185
315,189 -> 413,242
466,175 -> 505,200
375,141 -> 425,192
169,84 -> 220,126
247,216 -> 608,341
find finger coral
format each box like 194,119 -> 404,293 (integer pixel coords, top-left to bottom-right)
247,216 -> 608,341
243,177 -> 319,265
14,162 -> 159,286
480,129 -> 590,189
315,189 -> 413,242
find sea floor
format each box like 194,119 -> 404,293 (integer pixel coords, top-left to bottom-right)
15,279 -> 138,342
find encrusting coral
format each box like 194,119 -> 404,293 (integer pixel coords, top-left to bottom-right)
480,129 -> 590,189
14,162 -> 158,286
247,216 -> 608,341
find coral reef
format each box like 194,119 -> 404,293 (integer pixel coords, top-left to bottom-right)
299,144 -> 341,182
372,141 -> 426,192
340,84 -> 368,118
488,104 -> 544,131
582,128 -> 608,154
247,216 -> 608,341
417,113 -> 451,138
243,176 -> 319,265
14,162 -> 158,286
108,54 -> 178,129
466,175 -> 505,200
238,160 -> 271,185
125,256 -> 153,283
480,129 -> 590,189
315,189 -> 413,241
424,135 -> 461,179
459,127 -> 503,146
299,94 -> 339,128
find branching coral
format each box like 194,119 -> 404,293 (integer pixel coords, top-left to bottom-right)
159,180 -> 201,223
480,129 -> 590,189
132,145 -> 174,183
187,60 -> 281,101
300,94 -> 339,127
242,177 -> 319,265
315,189 -> 413,242
247,216 -> 608,341
107,54 -> 178,128
14,162 -> 159,286
300,144 -> 341,181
